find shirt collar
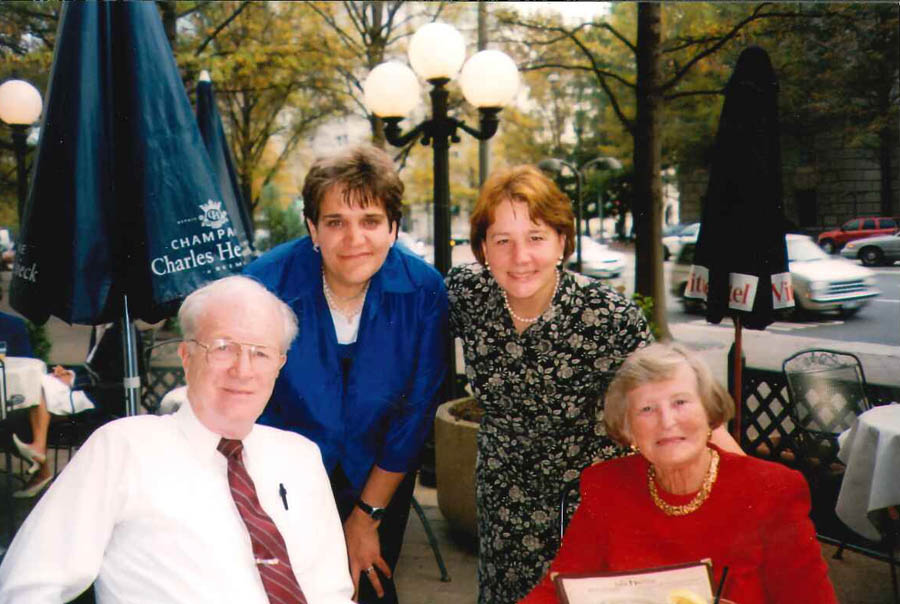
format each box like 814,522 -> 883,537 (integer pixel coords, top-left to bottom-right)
174,397 -> 259,462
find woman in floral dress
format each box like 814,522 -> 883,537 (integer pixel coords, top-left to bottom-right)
446,165 -> 736,603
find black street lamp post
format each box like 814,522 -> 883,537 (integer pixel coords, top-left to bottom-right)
0,79 -> 43,221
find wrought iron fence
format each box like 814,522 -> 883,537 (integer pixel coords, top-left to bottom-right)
739,366 -> 898,461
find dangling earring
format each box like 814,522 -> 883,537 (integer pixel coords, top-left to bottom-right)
630,442 -> 640,454
484,260 -> 490,270
707,428 -> 713,442
313,243 -> 320,253
558,253 -> 564,269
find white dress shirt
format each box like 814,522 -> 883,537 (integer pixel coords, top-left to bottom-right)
0,402 -> 354,603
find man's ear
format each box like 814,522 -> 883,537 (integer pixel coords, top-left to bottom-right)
178,341 -> 190,371
306,218 -> 318,244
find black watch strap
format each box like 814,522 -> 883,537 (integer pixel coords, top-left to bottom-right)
356,499 -> 386,521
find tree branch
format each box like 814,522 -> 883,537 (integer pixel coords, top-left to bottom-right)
520,62 -> 636,90
663,88 -> 724,101
194,1 -> 253,57
660,4 -> 801,92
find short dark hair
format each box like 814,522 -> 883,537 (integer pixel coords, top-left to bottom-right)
301,145 -> 404,230
469,165 -> 575,266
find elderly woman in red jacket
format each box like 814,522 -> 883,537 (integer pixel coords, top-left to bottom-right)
521,342 -> 837,604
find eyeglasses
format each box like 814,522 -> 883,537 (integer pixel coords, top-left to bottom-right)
189,339 -> 284,372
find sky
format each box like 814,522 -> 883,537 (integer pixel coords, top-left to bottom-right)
506,2 -> 611,24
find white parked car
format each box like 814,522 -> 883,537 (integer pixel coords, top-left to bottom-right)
567,235 -> 626,280
671,233 -> 879,318
661,222 -> 699,261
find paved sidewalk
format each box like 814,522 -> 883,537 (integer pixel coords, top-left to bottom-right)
670,320 -> 900,390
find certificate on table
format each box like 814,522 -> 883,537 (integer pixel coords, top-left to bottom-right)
553,559 -> 714,604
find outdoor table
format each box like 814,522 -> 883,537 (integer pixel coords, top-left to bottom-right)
836,403 -> 900,541
0,356 -> 48,421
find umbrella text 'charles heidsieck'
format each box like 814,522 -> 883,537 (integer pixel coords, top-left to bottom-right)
10,1 -> 246,327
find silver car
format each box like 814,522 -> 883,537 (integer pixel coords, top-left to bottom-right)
840,231 -> 900,266
671,233 -> 879,318
567,236 -> 626,279
661,222 -> 699,261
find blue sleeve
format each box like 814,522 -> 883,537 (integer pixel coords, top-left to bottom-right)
0,316 -> 34,357
376,278 -> 449,472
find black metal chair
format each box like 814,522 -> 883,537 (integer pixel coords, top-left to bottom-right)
782,349 -> 870,475
781,348 -> 898,599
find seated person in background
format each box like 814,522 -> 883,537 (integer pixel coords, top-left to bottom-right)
0,308 -> 34,357
158,384 -> 187,414
0,275 -> 354,603
520,342 -> 837,604
6,323 -> 137,499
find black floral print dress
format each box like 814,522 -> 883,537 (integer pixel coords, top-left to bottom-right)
446,264 -> 653,604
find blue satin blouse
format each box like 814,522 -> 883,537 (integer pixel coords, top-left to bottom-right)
244,237 -> 448,491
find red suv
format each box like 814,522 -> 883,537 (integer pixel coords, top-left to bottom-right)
817,216 -> 898,254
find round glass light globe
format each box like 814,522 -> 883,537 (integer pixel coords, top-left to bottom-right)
0,79 -> 43,125
408,22 -> 466,81
460,50 -> 520,108
363,61 -> 421,118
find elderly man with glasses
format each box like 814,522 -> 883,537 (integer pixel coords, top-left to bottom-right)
0,276 -> 354,604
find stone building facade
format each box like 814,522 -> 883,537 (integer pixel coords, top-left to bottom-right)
677,133 -> 900,235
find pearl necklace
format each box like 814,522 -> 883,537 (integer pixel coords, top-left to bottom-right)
502,270 -> 560,324
647,448 -> 719,516
322,269 -> 369,320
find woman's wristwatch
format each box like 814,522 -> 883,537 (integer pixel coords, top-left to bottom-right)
355,499 -> 386,521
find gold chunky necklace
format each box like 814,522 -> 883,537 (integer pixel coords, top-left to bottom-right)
647,448 -> 719,516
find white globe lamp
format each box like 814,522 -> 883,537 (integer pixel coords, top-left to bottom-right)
0,79 -> 43,125
408,22 -> 466,82
363,61 -> 421,118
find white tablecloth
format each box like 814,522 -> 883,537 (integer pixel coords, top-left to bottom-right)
836,403 -> 900,541
0,356 -> 48,419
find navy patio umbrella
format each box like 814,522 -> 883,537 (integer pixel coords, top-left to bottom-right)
195,70 -> 254,254
684,47 -> 794,440
10,2 -> 249,415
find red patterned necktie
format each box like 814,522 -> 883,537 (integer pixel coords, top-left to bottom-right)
218,438 -> 308,604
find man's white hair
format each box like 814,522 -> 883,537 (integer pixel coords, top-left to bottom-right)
178,275 -> 298,352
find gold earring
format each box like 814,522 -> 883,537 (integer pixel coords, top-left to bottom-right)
707,428 -> 713,441
630,443 -> 640,454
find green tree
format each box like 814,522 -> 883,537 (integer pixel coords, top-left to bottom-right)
177,2 -> 346,214
770,4 -> 899,215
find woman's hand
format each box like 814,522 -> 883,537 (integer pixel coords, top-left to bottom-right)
51,365 -> 75,387
344,507 -> 391,600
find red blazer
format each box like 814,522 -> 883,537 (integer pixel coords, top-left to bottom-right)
520,446 -> 837,604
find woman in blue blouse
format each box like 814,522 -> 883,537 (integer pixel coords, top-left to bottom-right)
244,145 -> 447,604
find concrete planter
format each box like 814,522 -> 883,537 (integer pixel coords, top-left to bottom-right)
434,397 -> 479,539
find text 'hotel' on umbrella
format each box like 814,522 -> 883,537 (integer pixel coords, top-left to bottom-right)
685,265 -> 794,311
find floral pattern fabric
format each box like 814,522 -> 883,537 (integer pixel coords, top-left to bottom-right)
446,264 -> 653,604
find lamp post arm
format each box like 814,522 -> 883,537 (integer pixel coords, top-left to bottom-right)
455,107 -> 502,141
382,117 -> 430,148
